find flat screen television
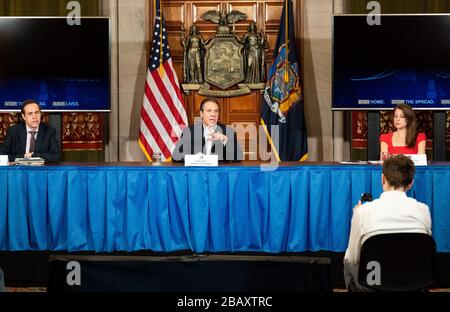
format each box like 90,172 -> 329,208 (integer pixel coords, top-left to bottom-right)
333,14 -> 450,110
0,17 -> 110,112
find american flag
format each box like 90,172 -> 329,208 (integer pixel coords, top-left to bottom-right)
139,1 -> 188,161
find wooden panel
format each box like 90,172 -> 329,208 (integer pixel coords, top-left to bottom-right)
167,32 -> 183,54
231,121 -> 259,160
229,115 -> 260,123
172,62 -> 184,84
227,2 -> 257,22
231,122 -> 258,139
266,32 -> 278,52
162,3 -> 185,24
183,94 -> 195,124
192,3 -> 221,24
265,2 -> 283,24
229,93 -> 258,114
192,93 -> 207,115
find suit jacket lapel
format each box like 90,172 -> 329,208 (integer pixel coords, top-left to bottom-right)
193,123 -> 204,154
35,124 -> 45,151
201,125 -> 205,153
19,124 -> 27,154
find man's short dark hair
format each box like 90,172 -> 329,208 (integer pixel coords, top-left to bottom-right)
382,154 -> 415,189
21,99 -> 41,114
200,97 -> 220,111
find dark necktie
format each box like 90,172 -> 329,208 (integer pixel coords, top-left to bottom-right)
29,131 -> 37,153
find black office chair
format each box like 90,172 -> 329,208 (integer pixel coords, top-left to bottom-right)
357,233 -> 437,292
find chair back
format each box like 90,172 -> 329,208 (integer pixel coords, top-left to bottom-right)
358,233 -> 437,292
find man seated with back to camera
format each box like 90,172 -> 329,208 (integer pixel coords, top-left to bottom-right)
343,154 -> 432,292
172,97 -> 243,162
0,99 -> 60,162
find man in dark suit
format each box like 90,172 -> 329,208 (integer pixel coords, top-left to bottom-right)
0,99 -> 60,162
173,97 -> 243,162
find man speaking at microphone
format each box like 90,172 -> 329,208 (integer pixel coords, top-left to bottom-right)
173,97 -> 242,162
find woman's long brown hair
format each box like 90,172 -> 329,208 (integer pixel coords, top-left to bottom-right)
393,103 -> 417,148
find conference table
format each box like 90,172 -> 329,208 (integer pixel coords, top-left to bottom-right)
0,161 -> 449,253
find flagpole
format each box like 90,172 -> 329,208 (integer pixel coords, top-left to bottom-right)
158,0 -> 164,76
284,0 -> 289,83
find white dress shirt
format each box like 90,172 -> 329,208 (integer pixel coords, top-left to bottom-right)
344,191 -> 432,265
203,124 -> 216,155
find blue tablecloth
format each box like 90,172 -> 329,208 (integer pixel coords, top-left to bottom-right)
0,164 -> 449,253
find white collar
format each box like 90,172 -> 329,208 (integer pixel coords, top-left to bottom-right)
203,124 -> 217,133
379,191 -> 408,199
26,125 -> 39,133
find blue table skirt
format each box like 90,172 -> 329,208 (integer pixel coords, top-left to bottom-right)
0,164 -> 449,253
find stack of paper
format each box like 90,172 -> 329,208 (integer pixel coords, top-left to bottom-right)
14,157 -> 45,166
